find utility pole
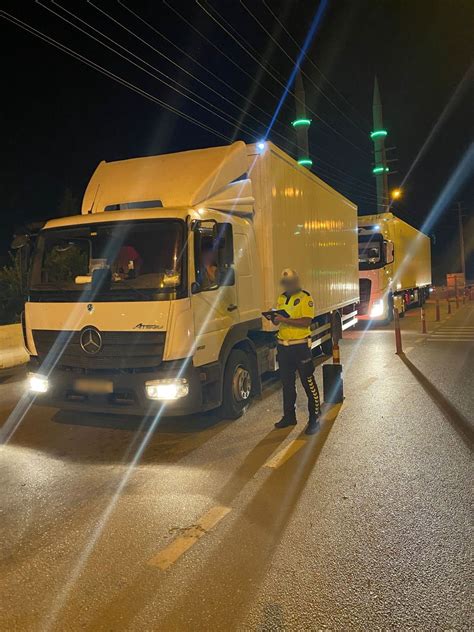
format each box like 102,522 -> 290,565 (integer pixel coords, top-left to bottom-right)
371,76 -> 389,211
292,71 -> 312,168
456,201 -> 466,278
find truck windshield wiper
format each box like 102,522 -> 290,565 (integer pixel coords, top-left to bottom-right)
110,278 -> 153,301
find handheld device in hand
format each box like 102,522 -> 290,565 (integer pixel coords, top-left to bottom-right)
262,309 -> 290,321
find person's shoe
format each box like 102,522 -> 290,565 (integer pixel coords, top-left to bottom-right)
274,417 -> 297,429
305,416 -> 320,435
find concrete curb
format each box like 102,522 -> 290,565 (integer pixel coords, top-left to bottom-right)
0,324 -> 29,370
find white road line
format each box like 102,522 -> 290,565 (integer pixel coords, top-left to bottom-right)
430,329 -> 474,333
427,338 -> 474,342
429,334 -> 474,338
430,333 -> 474,336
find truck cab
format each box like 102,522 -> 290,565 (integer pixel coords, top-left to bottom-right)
358,212 -> 431,323
358,219 -> 396,322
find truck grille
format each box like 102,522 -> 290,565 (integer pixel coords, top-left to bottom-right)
358,279 -> 371,315
32,329 -> 166,370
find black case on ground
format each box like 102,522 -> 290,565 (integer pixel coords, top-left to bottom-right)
322,363 -> 344,403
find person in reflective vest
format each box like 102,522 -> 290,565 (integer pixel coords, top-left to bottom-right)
272,269 -> 321,435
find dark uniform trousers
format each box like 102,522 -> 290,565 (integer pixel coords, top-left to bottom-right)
277,343 -> 321,421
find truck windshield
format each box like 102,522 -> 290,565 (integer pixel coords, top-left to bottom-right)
358,234 -> 383,270
30,220 -> 186,301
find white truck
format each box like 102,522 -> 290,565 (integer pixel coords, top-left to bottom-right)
20,141 -> 359,418
358,212 -> 431,322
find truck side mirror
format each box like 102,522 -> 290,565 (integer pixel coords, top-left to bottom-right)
215,222 -> 234,267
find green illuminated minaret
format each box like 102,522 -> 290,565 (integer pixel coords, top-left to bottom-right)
292,71 -> 312,168
371,76 -> 389,210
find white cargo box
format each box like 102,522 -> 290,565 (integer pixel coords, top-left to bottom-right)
247,142 -> 359,316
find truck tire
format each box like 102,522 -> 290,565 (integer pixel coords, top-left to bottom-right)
219,349 -> 253,419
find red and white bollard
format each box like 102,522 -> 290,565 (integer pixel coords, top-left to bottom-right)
421,306 -> 427,334
394,308 -> 403,354
435,299 -> 440,322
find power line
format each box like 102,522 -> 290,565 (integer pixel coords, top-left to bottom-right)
118,0 -> 294,142
2,7 -> 378,203
314,170 -> 379,202
46,1 -> 376,191
83,1 -> 320,157
310,161 -> 379,199
262,0 -> 371,130
87,1 -> 285,141
39,1 -> 269,143
161,0 -> 379,183
0,10 -> 233,143
240,0 -> 370,138
197,0 -> 371,157
162,0 -> 296,123
309,154 -> 377,194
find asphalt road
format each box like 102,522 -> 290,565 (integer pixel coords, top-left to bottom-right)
1,301 -> 472,631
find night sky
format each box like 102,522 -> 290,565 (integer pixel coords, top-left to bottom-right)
1,0 -> 473,282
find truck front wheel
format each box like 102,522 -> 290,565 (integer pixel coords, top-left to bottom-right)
219,349 -> 253,419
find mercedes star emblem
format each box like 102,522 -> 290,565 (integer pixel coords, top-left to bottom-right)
80,327 -> 103,355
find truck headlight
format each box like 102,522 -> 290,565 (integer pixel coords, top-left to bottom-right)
369,299 -> 385,318
28,373 -> 49,394
145,378 -> 189,401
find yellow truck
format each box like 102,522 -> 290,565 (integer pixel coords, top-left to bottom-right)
19,141 -> 359,417
358,212 -> 431,322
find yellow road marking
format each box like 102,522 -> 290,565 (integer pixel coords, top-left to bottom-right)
148,505 -> 231,570
264,404 -> 342,468
264,438 -> 307,469
321,403 -> 342,422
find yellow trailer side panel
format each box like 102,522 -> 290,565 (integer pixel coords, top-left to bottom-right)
391,216 -> 431,289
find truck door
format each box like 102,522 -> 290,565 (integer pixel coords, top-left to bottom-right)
191,221 -> 239,367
